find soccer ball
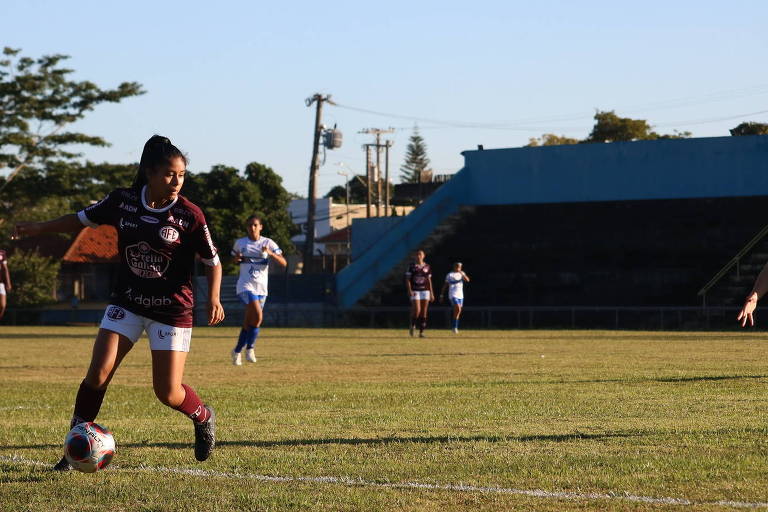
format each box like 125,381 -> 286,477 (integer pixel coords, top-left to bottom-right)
63,422 -> 116,473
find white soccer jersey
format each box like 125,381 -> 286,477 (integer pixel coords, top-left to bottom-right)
232,236 -> 282,296
445,272 -> 465,299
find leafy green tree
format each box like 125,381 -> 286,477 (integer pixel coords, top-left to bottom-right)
730,122 -> 768,136
244,162 -> 297,255
400,127 -> 431,183
0,47 -> 144,193
324,175 -> 376,204
583,110 -> 691,143
7,249 -> 60,307
184,162 -> 297,274
526,134 -> 580,147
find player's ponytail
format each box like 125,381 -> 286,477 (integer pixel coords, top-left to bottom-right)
132,135 -> 188,188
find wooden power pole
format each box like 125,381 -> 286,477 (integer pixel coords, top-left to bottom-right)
304,93 -> 333,274
359,128 -> 395,218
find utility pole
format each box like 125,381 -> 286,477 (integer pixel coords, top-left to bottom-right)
365,145 -> 372,218
384,140 -> 392,216
359,128 -> 395,218
304,93 -> 334,274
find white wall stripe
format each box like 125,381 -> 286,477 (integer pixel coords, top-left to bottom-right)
1,455 -> 765,509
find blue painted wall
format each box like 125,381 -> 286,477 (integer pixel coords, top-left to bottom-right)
337,135 -> 768,308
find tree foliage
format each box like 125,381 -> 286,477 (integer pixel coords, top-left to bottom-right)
0,47 -> 144,192
526,134 -> 580,147
730,122 -> 768,136
184,163 -> 297,274
7,249 -> 60,307
583,110 -> 691,143
400,127 -> 431,183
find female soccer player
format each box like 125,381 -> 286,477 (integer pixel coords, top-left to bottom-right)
405,249 -> 434,338
230,215 -> 286,365
0,249 -> 10,321
13,135 -> 224,470
440,262 -> 470,334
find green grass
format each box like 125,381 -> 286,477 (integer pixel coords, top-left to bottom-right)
1,326 -> 767,511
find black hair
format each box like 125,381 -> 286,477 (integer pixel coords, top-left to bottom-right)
132,135 -> 188,188
246,214 -> 263,225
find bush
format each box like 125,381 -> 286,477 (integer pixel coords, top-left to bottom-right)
7,250 -> 60,307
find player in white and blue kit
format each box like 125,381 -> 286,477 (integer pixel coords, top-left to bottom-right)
230,215 -> 286,365
440,262 -> 470,334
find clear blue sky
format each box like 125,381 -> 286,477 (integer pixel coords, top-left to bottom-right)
5,0 -> 768,196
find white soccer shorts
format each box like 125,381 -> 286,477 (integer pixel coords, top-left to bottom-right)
99,305 -> 192,352
411,290 -> 431,301
0,283 -> 5,295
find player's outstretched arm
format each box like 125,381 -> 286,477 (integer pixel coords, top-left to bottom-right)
737,261 -> 768,327
205,263 -> 225,326
265,246 -> 287,267
13,214 -> 83,239
462,271 -> 470,282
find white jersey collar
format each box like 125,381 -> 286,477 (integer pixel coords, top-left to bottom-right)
141,185 -> 178,213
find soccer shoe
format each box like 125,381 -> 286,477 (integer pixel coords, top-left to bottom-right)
194,406 -> 216,462
453,328 -> 459,334
409,326 -> 415,337
231,350 -> 242,366
245,348 -> 257,363
52,456 -> 72,471
419,332 -> 426,338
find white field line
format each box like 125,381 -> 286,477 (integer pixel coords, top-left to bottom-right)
2,454 -> 766,509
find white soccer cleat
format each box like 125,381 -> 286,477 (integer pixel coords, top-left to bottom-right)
453,328 -> 459,334
245,348 -> 257,363
231,350 -> 242,366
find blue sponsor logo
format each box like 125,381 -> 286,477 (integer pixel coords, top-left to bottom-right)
140,215 -> 159,224
106,306 -> 125,321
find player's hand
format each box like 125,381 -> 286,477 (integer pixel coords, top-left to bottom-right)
429,292 -> 435,303
737,293 -> 758,327
12,222 -> 40,240
208,300 -> 225,326
232,252 -> 243,264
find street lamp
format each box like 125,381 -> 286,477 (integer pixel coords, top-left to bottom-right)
335,163 -> 352,264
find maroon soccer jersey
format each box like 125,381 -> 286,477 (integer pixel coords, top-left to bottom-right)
405,263 -> 432,291
78,186 -> 219,328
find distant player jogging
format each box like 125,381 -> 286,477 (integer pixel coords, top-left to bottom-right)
0,249 -> 10,321
405,249 -> 434,338
13,135 -> 225,470
230,215 -> 286,365
440,262 -> 470,334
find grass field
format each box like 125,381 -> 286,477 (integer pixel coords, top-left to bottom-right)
1,326 -> 767,511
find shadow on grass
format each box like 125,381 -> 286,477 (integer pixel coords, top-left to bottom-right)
0,431 -> 644,452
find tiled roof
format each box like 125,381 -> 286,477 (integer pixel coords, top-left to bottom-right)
62,225 -> 118,263
316,226 -> 350,244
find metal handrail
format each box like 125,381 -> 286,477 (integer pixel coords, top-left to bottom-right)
697,222 -> 768,297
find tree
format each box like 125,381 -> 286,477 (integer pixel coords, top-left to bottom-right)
324,175 -> 376,204
400,127 -> 431,183
583,110 -> 691,143
0,47 -> 144,193
244,162 -> 297,255
7,249 -> 60,307
730,122 -> 768,136
184,162 -> 298,274
526,134 -> 580,147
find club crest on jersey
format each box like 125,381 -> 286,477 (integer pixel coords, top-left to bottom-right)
140,215 -> 159,224
125,242 -> 170,278
159,226 -> 180,243
106,306 -> 125,320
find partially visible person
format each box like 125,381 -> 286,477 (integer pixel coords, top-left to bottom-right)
0,249 -> 10,320
230,215 -> 287,365
440,262 -> 470,334
405,249 -> 434,338
13,135 -> 224,470
737,259 -> 768,328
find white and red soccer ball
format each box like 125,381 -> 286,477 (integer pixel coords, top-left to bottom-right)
64,422 -> 116,473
